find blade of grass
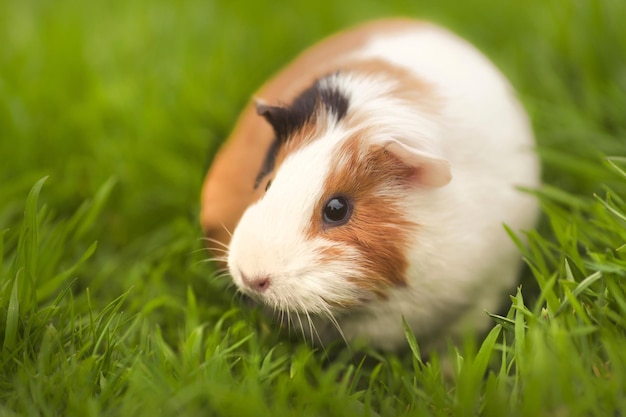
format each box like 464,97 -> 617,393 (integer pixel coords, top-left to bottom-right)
555,270 -> 603,316
3,269 -> 21,353
606,157 -> 626,179
594,193 -> 626,223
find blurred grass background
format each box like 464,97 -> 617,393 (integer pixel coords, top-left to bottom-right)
1,0 -> 625,415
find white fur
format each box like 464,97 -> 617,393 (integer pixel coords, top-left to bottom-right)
227,22 -> 540,350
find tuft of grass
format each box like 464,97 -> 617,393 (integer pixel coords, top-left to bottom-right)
1,0 -> 625,415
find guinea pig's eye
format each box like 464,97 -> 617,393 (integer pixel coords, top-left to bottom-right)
322,195 -> 351,226
265,179 -> 272,192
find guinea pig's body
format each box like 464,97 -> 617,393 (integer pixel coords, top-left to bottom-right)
203,19 -> 540,351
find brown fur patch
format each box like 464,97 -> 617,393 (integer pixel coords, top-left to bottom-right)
307,131 -> 418,297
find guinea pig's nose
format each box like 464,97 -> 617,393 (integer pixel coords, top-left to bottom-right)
241,273 -> 271,293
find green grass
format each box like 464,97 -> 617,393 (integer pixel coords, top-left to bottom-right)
1,0 -> 625,415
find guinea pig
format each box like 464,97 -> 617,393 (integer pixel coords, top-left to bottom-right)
201,19 -> 540,351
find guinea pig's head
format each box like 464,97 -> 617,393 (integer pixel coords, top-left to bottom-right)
227,70 -> 451,316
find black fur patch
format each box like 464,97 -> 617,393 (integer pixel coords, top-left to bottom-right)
254,136 -> 281,189
318,83 -> 349,122
253,76 -> 350,189
256,86 -> 317,144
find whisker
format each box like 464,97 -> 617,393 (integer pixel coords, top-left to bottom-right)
294,306 -> 307,344
199,247 -> 230,256
219,221 -> 233,238
213,265 -> 230,274
233,290 -> 249,305
286,309 -> 293,339
226,281 -> 240,294
277,307 -> 285,329
215,267 -> 231,276
200,236 -> 230,250
296,301 -> 314,347
320,304 -> 349,347
206,264 -> 229,275
209,271 -> 232,282
190,245 -> 229,256
305,310 -> 315,347
277,299 -> 293,339
196,256 -> 228,265
305,308 -> 326,352
187,242 -> 228,265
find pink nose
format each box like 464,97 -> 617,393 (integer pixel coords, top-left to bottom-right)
241,274 -> 271,293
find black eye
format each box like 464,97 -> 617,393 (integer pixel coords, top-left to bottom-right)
265,179 -> 272,192
323,196 -> 351,225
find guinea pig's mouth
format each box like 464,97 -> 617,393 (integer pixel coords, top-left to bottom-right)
233,269 -> 376,315
238,289 -> 370,318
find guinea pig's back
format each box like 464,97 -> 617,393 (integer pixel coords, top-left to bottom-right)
356,23 -> 538,174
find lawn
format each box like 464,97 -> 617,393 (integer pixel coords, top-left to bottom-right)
1,0 -> 625,416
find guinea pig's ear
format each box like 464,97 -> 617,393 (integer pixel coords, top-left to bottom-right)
255,100 -> 288,141
383,139 -> 452,188
255,100 -> 278,122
